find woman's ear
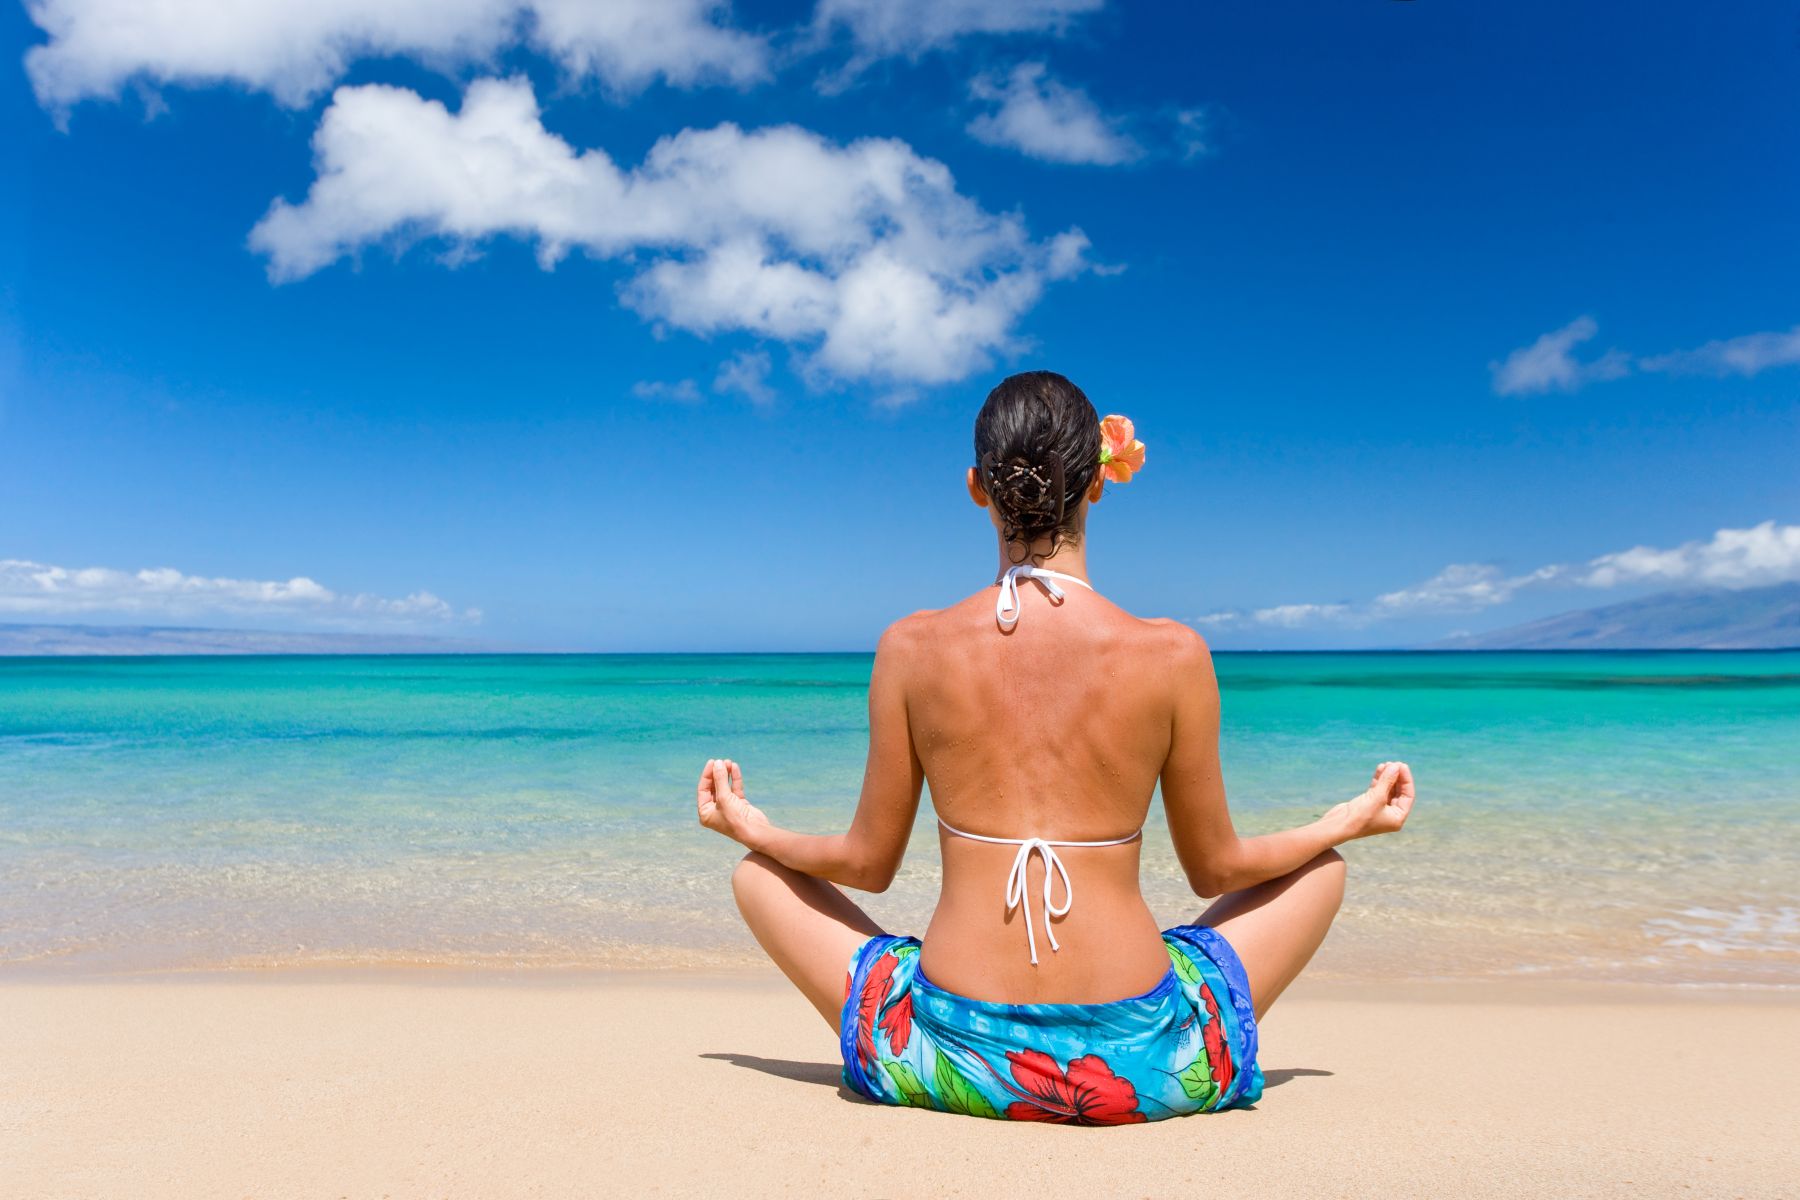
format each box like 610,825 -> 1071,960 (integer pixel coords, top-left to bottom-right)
966,466 -> 990,508
1087,473 -> 1105,504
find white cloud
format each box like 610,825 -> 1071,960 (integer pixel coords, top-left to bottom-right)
1174,107 -> 1214,160
0,558 -> 476,625
1372,563 -> 1565,615
1251,603 -> 1350,628
525,0 -> 768,91
1638,325 -> 1800,379
1491,318 -> 1800,395
813,0 -> 1102,67
713,350 -> 775,405
1577,521 -> 1800,590
631,379 -> 703,404
1489,316 -> 1631,396
966,62 -> 1139,166
249,77 -> 1091,387
23,0 -> 768,110
1195,521 -> 1800,629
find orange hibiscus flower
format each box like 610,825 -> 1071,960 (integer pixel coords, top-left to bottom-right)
1098,415 -> 1146,483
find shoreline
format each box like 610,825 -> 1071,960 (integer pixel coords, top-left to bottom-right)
4,960 -> 1798,1003
4,965 -> 1796,1198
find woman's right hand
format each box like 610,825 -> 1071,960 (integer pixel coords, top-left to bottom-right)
696,758 -> 769,846
1326,761 -> 1416,840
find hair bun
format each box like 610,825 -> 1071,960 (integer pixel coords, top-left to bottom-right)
973,371 -> 1102,560
983,449 -> 1067,537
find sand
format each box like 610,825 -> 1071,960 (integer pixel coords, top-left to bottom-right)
3,970 -> 1796,1199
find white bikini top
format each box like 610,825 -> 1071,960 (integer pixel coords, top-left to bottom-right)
940,562 -> 1144,966
993,562 -> 1093,632
937,817 -> 1144,966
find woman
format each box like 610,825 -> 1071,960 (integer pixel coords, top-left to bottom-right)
697,370 -> 1416,1123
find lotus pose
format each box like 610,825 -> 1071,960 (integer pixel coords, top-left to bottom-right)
697,371 -> 1416,1123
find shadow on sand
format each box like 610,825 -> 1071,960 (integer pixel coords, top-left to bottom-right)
1261,1067 -> 1333,1088
700,1052 -> 869,1102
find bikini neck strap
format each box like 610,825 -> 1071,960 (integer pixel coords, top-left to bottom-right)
994,563 -> 1093,631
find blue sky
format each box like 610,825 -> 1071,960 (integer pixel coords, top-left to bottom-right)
3,0 -> 1797,651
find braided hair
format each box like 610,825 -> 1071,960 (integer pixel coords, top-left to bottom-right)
974,371 -> 1103,563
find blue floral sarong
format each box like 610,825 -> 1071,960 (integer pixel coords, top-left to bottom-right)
839,924 -> 1262,1123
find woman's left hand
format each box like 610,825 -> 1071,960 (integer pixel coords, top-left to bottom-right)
1324,760 -> 1416,841
696,758 -> 769,845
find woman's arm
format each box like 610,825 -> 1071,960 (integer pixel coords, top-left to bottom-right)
696,623 -> 925,892
1159,628 -> 1414,897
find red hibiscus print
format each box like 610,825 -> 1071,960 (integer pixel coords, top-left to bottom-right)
877,988 -> 914,1054
1199,983 -> 1235,1098
1000,1050 -> 1148,1125
856,953 -> 899,1068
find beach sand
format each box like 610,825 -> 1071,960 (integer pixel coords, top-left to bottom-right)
3,970 -> 1795,1199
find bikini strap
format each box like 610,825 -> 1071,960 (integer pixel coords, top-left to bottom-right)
936,815 -> 1143,965
935,816 -> 1142,849
994,563 -> 1093,632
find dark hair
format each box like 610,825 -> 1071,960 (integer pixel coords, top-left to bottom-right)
974,370 -> 1102,562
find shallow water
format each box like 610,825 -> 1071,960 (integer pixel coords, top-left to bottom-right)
1,651 -> 1795,984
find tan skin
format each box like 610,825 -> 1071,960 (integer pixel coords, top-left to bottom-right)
698,468 -> 1417,1029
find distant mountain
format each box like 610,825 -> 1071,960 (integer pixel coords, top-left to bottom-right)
0,623 -> 490,656
1435,583 -> 1800,650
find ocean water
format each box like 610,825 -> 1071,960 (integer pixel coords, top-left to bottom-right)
1,652 -> 1796,985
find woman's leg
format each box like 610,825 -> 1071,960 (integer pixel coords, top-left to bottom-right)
731,851 -> 886,1032
1195,849 -> 1346,1020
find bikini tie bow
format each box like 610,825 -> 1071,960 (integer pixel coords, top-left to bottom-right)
1004,836 -> 1074,966
994,564 -> 1092,632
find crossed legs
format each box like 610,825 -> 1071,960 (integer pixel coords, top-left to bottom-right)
730,847 -> 1347,1031
1194,848 -> 1347,1019
731,851 -> 883,1032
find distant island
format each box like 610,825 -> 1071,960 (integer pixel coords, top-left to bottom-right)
0,624 -> 488,656
1434,582 -> 1800,650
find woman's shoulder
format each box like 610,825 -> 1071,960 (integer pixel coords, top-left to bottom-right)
876,608 -> 938,647
878,600 -> 1211,658
873,604 -> 952,656
1115,613 -> 1215,674
1132,613 -> 1212,652
870,592 -> 992,665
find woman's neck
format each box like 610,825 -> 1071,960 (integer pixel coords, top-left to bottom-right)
995,538 -> 1090,582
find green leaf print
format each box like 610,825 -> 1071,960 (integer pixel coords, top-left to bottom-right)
1177,1057 -> 1218,1105
894,943 -> 919,960
1168,945 -> 1201,986
883,1061 -> 937,1110
934,1050 -> 1000,1120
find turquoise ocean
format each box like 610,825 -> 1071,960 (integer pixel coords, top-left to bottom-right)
1,652 -> 1796,985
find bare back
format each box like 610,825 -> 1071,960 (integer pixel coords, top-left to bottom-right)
707,374 -> 1402,1034
896,576 -> 1193,1003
